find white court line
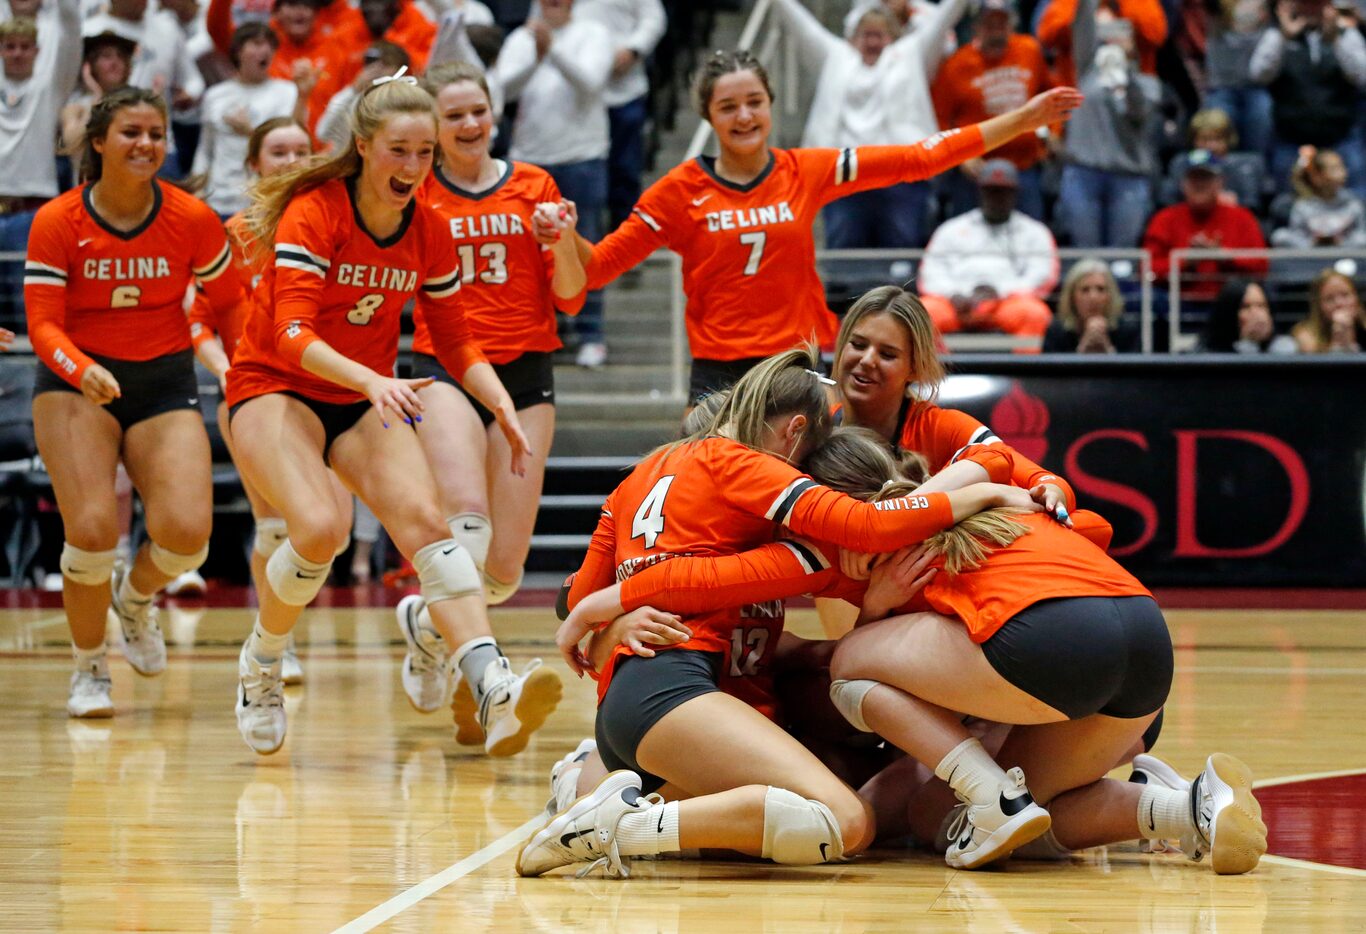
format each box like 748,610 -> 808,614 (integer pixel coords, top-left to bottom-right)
1261,855 -> 1366,879
1175,666 -> 1366,675
1255,767 -> 1366,789
332,814 -> 544,934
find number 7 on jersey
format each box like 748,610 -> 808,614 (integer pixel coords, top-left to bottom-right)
631,475 -> 676,550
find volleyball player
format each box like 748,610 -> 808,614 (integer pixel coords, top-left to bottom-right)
25,87 -> 236,718
389,63 -> 586,735
539,52 -> 1081,402
225,73 -> 560,757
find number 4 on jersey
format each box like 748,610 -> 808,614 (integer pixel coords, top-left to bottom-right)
631,475 -> 676,550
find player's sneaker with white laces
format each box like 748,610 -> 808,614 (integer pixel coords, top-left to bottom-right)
1180,753 -> 1267,875
281,634 -> 304,686
236,642 -> 286,755
109,567 -> 165,676
545,738 -> 598,819
945,766 -> 1052,870
517,770 -> 649,878
67,656 -> 114,718
478,656 -> 563,757
396,594 -> 450,712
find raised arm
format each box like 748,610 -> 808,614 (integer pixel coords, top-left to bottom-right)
769,0 -> 843,70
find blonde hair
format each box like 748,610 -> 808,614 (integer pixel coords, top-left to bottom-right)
1292,267 -> 1365,351
680,389 -> 731,437
1056,259 -> 1124,332
424,60 -> 492,102
1188,108 -> 1237,150
852,7 -> 902,38
833,285 -> 945,400
245,78 -> 436,248
0,17 -> 37,42
806,427 -> 1030,575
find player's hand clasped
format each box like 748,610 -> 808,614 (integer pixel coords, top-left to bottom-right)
530,200 -> 578,245
556,606 -> 691,678
864,544 -> 939,615
81,364 -> 122,406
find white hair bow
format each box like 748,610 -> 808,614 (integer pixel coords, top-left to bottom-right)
372,65 -> 418,88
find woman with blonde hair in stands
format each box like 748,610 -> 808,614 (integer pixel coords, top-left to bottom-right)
1042,259 -> 1141,353
1291,267 -> 1366,353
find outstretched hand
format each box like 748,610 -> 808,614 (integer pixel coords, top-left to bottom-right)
1019,87 -> 1084,132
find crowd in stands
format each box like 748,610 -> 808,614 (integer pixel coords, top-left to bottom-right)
1,0 -> 1365,354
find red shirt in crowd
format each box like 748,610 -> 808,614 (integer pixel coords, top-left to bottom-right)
1143,202 -> 1269,302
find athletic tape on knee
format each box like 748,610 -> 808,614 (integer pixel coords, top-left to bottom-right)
265,540 -> 333,606
446,513 -> 491,573
761,787 -> 845,865
483,568 -> 523,606
253,518 -> 289,558
829,679 -> 879,733
414,538 -> 482,604
59,543 -> 118,586
149,540 -> 209,578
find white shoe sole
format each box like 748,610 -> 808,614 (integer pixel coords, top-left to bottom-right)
68,698 -> 114,719
947,805 -> 1053,870
486,666 -> 563,758
1203,754 -> 1267,875
516,770 -> 638,877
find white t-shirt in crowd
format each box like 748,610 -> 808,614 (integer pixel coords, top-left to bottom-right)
0,0 -> 81,198
576,0 -> 666,107
193,78 -> 298,215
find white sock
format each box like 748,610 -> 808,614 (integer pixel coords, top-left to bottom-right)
119,572 -> 154,607
934,737 -> 1009,807
1137,785 -> 1192,840
248,619 -> 290,665
73,643 -> 106,673
614,800 -> 680,856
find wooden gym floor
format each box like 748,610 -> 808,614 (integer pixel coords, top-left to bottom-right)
1,599 -> 1364,933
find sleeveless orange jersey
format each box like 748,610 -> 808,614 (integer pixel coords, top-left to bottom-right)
564,436 -> 961,702
584,127 -> 987,361
227,178 -> 486,407
412,162 -> 585,365
188,213 -> 265,361
24,182 -> 234,388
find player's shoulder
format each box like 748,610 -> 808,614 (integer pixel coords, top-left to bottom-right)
283,179 -> 351,228
32,187 -> 84,228
160,181 -> 222,225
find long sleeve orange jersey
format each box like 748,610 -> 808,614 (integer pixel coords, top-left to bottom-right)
565,436 -> 962,700
25,182 -> 234,388
932,36 -> 1052,170
226,178 -> 486,407
411,163 -> 585,365
584,127 -> 987,361
188,212 -> 266,361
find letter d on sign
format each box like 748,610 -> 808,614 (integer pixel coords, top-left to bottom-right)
1173,430 -> 1310,558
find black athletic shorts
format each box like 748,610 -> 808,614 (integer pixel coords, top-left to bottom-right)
33,349 -> 201,431
980,595 -> 1173,720
410,350 -> 554,426
229,391 -> 371,466
595,649 -> 722,793
688,356 -> 767,406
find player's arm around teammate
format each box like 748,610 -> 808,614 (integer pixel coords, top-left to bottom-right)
224,74 -> 559,758
26,88 -> 238,718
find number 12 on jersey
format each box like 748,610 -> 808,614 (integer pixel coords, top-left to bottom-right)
631,475 -> 676,550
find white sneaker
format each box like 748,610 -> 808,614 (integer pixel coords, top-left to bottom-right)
67,657 -> 114,718
1181,754 -> 1267,875
396,594 -> 450,713
479,656 -> 563,757
109,566 -> 165,676
1130,753 -> 1192,853
516,770 -> 647,877
165,570 -> 207,596
545,738 -> 598,819
281,634 -> 304,686
236,642 -> 286,755
575,342 -> 607,369
944,767 -> 1052,870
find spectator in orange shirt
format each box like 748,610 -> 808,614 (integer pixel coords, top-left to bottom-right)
330,0 -> 438,90
1035,0 -> 1167,87
933,0 -> 1052,219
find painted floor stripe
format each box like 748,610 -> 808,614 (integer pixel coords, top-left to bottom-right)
332,814 -> 543,934
1261,854 -> 1366,879
1255,767 -> 1366,789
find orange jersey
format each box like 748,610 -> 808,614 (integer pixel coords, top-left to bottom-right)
932,37 -> 1052,170
412,163 -> 585,365
25,182 -> 233,388
227,178 -> 486,407
565,436 -> 960,702
585,128 -> 987,361
188,212 -> 266,361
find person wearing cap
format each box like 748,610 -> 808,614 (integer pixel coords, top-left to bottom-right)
1143,150 -> 1269,308
932,0 -> 1052,221
60,28 -> 137,156
918,158 -> 1058,347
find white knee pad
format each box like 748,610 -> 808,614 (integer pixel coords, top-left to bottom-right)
483,568 -> 523,606
59,543 -> 118,586
413,538 -> 482,605
446,512 -> 491,572
761,786 -> 845,865
149,540 -> 209,578
829,679 -> 879,733
265,540 -> 333,606
253,518 -> 288,558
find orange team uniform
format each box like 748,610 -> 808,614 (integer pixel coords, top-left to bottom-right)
227,178 -> 486,408
932,36 -> 1052,170
24,182 -> 234,387
584,126 -> 989,361
412,163 -> 586,364
563,436 -> 965,705
189,213 -> 266,361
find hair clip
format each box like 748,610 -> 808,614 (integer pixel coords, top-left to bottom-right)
804,368 -> 837,385
880,478 -> 899,491
372,65 -> 418,88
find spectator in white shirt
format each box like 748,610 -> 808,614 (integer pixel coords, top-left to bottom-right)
193,23 -> 304,216
917,159 -> 1058,345
61,30 -> 137,157
494,0 -> 613,367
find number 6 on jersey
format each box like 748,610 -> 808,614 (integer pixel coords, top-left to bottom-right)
631,475 -> 676,550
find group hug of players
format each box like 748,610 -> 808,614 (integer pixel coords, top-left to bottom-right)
25,47 -> 1267,878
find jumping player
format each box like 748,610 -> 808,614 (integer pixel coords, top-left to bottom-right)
391,63 -> 587,733
224,73 -> 561,757
25,87 -> 237,718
